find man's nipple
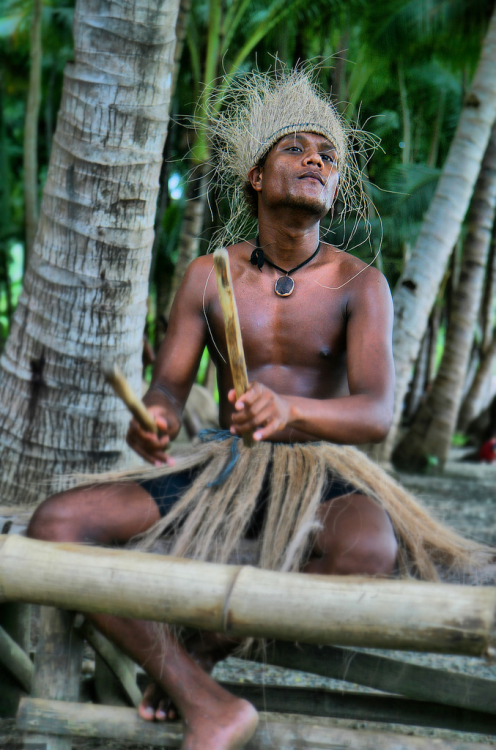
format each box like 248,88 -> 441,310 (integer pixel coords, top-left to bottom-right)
319,347 -> 332,359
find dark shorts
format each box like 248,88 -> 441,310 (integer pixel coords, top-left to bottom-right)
139,466 -> 363,539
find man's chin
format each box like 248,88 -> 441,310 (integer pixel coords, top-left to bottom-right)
281,194 -> 330,217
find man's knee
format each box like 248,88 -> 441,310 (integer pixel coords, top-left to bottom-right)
330,531 -> 398,576
27,490 -> 87,543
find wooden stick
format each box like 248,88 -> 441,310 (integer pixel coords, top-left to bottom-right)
79,620 -> 142,708
102,362 -> 157,434
2,535 -> 496,656
17,698 -> 494,749
213,248 -> 254,448
244,641 -> 496,715
219,682 -> 496,735
0,623 -> 33,693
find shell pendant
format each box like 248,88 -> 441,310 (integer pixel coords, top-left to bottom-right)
274,275 -> 295,297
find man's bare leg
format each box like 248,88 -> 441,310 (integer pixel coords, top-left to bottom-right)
303,492 -> 398,576
27,485 -> 258,749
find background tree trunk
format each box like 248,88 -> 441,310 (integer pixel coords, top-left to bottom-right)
23,0 -> 43,260
0,0 -> 179,505
393,123 -> 496,470
378,8 -> 496,462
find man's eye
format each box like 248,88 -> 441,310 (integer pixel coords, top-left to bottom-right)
287,146 -> 302,152
322,153 -> 337,163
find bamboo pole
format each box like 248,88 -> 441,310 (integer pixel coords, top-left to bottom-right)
103,362 -> 157,434
213,248 -> 254,447
1,535 -> 496,656
17,698 -> 494,750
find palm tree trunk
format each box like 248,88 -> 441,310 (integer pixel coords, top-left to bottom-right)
458,328 -> 496,432
0,0 -> 179,505
393,122 -> 496,470
378,8 -> 496,462
23,0 -> 43,260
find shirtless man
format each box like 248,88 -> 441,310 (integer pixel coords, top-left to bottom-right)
27,128 -> 398,748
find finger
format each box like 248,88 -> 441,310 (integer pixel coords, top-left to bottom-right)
253,418 -> 283,441
155,415 -> 168,433
231,404 -> 274,434
132,443 -> 172,467
228,389 -> 236,403
234,382 -> 263,410
231,394 -> 270,424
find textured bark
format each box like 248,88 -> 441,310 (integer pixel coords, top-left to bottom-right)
0,0 -> 179,505
23,0 -> 43,259
393,124 -> 496,470
379,9 -> 496,461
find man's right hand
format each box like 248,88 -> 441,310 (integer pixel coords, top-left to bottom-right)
126,405 -> 175,466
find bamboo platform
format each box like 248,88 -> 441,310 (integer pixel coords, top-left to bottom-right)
2,525 -> 496,748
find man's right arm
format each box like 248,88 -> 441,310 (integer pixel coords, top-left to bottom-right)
126,256 -> 211,465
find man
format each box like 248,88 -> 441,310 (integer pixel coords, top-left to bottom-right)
27,70 -> 480,750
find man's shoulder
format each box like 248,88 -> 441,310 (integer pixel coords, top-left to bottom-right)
327,246 -> 389,295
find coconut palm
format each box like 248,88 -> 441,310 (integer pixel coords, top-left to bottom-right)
0,0 -> 180,505
376,5 -> 496,461
393,122 -> 496,470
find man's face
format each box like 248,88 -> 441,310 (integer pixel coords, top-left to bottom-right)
249,132 -> 339,218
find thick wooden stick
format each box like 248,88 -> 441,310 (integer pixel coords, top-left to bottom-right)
2,535 -> 496,655
17,698 -> 494,749
102,362 -> 157,434
213,248 -> 254,447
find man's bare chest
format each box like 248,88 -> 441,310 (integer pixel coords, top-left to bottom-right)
206,278 -> 348,370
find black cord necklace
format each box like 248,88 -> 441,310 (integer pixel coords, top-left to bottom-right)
250,236 -> 322,297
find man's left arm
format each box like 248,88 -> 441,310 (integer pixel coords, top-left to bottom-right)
230,269 -> 395,445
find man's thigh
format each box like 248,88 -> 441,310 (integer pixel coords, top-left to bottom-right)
28,481 -> 161,545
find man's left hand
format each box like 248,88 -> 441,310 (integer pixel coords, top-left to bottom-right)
228,382 -> 292,441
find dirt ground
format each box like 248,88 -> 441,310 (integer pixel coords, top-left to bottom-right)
2,456 -> 496,748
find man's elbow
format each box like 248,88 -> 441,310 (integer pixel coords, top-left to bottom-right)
367,406 -> 394,443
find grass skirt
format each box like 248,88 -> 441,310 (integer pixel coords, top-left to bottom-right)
109,432 -> 495,582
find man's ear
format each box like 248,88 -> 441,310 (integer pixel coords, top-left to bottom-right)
248,164 -> 263,193
332,181 -> 339,204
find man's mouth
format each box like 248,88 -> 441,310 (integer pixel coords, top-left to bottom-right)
299,171 -> 325,185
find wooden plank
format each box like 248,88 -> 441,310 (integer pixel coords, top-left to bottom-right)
246,641 -> 496,715
79,620 -> 142,707
2,535 -> 496,655
26,608 -> 83,750
220,681 -> 496,735
17,698 -> 495,749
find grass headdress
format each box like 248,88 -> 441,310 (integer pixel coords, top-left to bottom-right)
205,65 -> 378,250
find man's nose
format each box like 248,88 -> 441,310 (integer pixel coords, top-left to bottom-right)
303,150 -> 323,167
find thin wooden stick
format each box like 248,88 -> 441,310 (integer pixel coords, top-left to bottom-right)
213,248 -> 254,448
102,362 -> 157,435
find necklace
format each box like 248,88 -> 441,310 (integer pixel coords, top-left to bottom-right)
250,236 -> 322,297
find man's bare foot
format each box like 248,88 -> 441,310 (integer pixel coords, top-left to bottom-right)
139,682 -> 178,721
139,631 -> 240,723
182,695 -> 258,750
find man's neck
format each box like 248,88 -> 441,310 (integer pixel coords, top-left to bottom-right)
257,222 -> 321,268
